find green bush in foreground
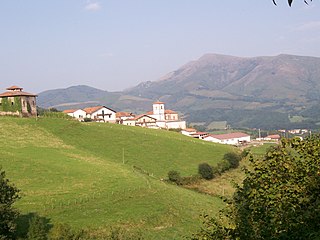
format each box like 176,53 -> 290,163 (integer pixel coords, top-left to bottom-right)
0,167 -> 20,239
192,136 -> 320,239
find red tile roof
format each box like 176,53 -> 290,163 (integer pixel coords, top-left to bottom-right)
183,128 -> 197,132
6,85 -> 23,90
209,132 -> 250,140
116,112 -> 134,118
0,91 -> 37,97
153,101 -> 164,104
164,109 -> 177,114
266,134 -> 281,139
133,114 -> 157,121
83,106 -> 116,114
83,106 -> 104,114
63,109 -> 78,113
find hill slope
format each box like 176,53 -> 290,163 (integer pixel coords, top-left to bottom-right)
0,117 -> 233,239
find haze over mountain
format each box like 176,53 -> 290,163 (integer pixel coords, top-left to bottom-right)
38,53 -> 320,129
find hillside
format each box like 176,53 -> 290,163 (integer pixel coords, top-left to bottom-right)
37,54 -> 320,129
0,117 -> 234,239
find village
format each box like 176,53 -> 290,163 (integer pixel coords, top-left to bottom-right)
0,85 -> 307,146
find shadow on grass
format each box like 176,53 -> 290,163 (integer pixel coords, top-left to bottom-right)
15,212 -> 52,239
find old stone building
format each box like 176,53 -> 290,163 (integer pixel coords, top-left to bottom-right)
0,86 -> 37,116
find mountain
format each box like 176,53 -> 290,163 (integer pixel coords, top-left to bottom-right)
125,54 -> 320,129
37,54 -> 320,129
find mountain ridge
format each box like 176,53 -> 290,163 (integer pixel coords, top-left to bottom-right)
37,53 -> 320,129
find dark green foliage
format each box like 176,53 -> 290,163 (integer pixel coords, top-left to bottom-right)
0,97 -> 22,113
26,214 -> 50,240
191,214 -> 232,240
213,160 -> 231,175
193,136 -> 320,239
223,152 -> 241,169
48,223 -> 86,240
168,170 -> 181,184
0,168 -> 20,239
198,163 -> 214,180
106,227 -> 143,240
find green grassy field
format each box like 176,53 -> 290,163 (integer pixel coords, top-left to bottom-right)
0,117 -> 235,239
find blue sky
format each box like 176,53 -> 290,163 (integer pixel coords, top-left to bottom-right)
1,0 -> 319,93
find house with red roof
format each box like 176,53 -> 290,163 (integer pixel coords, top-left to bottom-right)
203,132 -> 250,145
63,109 -> 87,121
83,106 -> 116,123
0,86 -> 37,116
122,114 -> 157,127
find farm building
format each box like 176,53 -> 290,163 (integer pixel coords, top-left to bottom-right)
83,106 -> 117,123
0,86 -> 37,117
203,132 -> 250,145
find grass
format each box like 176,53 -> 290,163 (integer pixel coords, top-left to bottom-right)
0,116 -> 234,239
190,142 -> 276,198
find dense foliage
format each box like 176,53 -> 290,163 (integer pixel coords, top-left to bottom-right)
193,136 -> 320,239
198,163 -> 214,180
0,168 -> 20,239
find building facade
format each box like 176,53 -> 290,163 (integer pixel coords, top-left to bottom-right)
0,86 -> 37,116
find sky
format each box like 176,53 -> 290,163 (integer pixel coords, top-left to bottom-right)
1,0 -> 320,93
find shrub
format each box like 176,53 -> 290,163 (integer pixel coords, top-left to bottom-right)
198,163 -> 214,180
223,152 -> 241,169
48,223 -> 86,240
168,170 -> 181,184
27,214 -> 49,240
215,160 -> 231,174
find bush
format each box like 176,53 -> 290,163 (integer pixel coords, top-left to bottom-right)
223,152 -> 241,169
198,163 -> 214,180
48,223 -> 86,240
168,170 -> 181,184
27,214 -> 49,240
215,160 -> 231,174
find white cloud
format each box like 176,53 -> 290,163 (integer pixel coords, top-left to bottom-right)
294,21 -> 320,32
85,1 -> 101,11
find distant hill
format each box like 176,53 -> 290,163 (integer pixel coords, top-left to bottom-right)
38,54 -> 320,129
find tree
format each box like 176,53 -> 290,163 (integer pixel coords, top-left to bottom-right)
192,136 -> 320,239
27,214 -> 49,240
273,0 -> 312,6
198,163 -> 214,180
168,170 -> 181,184
223,152 -> 241,169
0,168 -> 20,239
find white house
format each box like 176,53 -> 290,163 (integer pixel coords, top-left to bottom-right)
83,106 -> 117,123
181,128 -> 197,136
133,114 -> 158,128
203,132 -> 250,145
116,112 -> 135,123
63,109 -> 86,121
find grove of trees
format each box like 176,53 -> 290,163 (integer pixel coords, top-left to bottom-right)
192,136 -> 320,239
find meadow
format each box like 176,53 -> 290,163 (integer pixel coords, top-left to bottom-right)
0,117 -> 235,239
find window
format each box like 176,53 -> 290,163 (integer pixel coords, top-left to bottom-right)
11,102 -> 14,106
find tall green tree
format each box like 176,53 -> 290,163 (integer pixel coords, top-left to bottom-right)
0,168 -> 20,239
192,136 -> 320,239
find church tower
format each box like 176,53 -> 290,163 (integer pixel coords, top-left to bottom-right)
152,101 -> 165,121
